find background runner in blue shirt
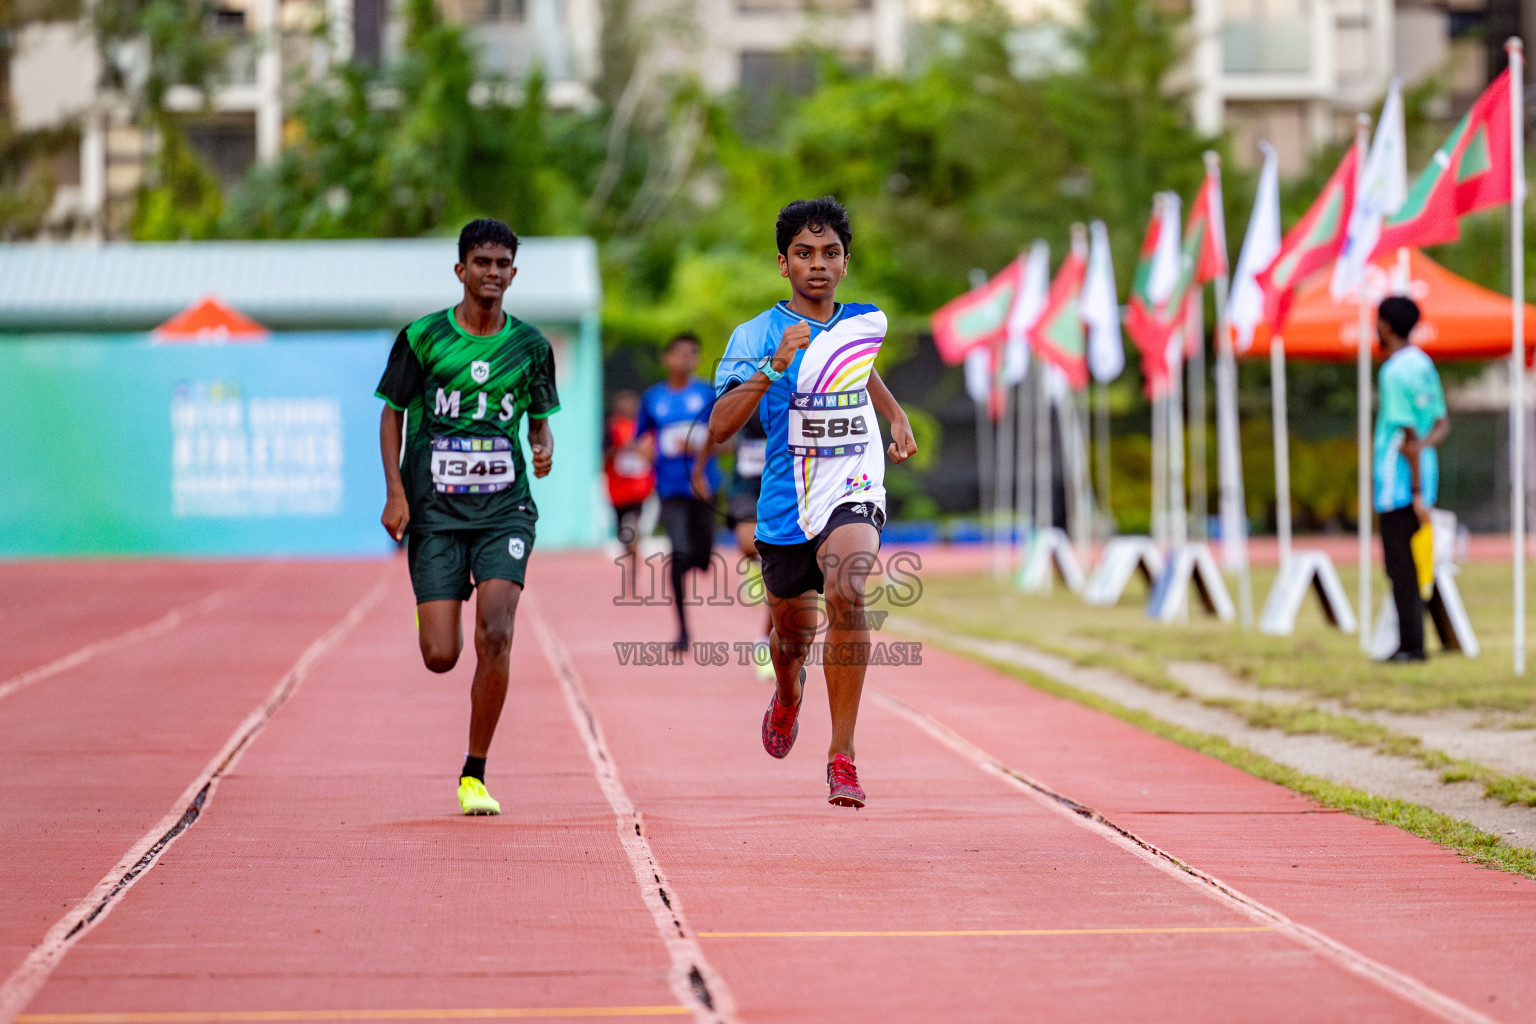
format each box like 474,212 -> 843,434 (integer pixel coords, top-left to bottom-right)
636,333 -> 721,651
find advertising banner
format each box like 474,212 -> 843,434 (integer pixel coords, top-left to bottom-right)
0,332 -> 599,557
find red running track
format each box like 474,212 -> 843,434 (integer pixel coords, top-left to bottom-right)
2,553 -> 1535,1023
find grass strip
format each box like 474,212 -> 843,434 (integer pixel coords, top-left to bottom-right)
906,604 -> 1536,809
1171,692 -> 1536,809
918,635 -> 1536,881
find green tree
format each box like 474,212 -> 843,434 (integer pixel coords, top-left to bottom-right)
130,114 -> 223,238
222,0 -> 567,238
92,0 -> 230,238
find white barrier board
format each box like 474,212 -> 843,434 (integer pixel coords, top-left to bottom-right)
1083,536 -> 1163,607
1259,550 -> 1358,636
1148,543 -> 1235,623
1017,527 -> 1086,595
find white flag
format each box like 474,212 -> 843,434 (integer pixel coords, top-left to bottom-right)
1082,219 -> 1124,383
1148,191 -> 1182,306
1330,79 -> 1407,299
1002,240 -> 1050,384
1227,142 -> 1282,353
964,345 -> 992,404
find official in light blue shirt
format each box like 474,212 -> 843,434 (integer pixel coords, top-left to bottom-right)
1372,296 -> 1449,663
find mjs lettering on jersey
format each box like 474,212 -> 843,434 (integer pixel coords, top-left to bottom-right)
432,386 -> 522,422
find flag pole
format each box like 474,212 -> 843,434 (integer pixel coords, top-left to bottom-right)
994,351 -> 1014,581
1016,377 -> 1031,549
1170,343 -> 1188,551
1271,339 -> 1292,570
1152,388 -> 1166,547
1214,271 -> 1252,627
1080,388 -> 1094,553
1188,294 -> 1207,541
1207,149 -> 1252,627
1096,382 -> 1112,532
1036,354 -> 1052,543
1168,332 -> 1188,619
975,392 -> 992,537
1071,387 -> 1092,555
1509,37 -> 1526,675
966,268 -> 991,550
1351,112 -> 1374,653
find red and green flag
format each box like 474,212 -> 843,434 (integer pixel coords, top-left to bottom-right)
931,257 -> 1026,365
1187,170 -> 1229,288
1255,143 -> 1359,336
1125,194 -> 1181,389
1160,172 -> 1230,363
1028,237 -> 1089,389
1372,68 -> 1514,256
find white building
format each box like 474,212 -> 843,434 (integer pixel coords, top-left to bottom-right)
1188,0 -> 1487,174
2,0 -> 1492,237
6,0 -> 602,238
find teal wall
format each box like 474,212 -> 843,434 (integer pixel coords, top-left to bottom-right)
0,328 -> 603,556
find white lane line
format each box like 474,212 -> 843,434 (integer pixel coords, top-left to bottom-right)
872,690 -> 1502,1024
526,598 -> 738,1024
0,565 -> 393,1024
0,588 -> 235,703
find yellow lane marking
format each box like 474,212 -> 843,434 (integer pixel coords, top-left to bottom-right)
699,926 -> 1275,938
18,1008 -> 690,1023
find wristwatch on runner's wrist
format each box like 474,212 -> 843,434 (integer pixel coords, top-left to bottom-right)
758,355 -> 785,383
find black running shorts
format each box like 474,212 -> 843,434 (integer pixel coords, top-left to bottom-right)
757,501 -> 885,600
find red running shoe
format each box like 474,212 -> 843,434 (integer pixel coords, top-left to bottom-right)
761,669 -> 804,759
826,754 -> 865,808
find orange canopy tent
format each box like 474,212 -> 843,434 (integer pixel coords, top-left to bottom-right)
151,294 -> 269,343
1237,249 -> 1536,362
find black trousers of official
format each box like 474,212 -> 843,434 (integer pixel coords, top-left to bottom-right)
1379,504 -> 1425,658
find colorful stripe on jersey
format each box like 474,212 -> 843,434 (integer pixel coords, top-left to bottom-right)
812,336 -> 883,393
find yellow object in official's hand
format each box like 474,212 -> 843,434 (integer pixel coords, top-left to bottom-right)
1411,521 -> 1435,600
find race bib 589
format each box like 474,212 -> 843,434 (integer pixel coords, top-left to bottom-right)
431,436 -> 515,493
787,390 -> 872,458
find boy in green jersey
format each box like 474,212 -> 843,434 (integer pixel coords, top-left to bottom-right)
376,219 -> 560,815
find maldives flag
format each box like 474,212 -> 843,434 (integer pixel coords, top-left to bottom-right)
1372,68 -> 1514,256
1187,170 -> 1229,287
1255,144 -> 1359,335
931,257 -> 1026,365
1161,170 -> 1231,360
1125,193 -> 1182,388
1028,234 -> 1090,389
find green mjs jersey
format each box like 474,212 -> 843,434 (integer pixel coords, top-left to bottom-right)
375,308 -> 560,531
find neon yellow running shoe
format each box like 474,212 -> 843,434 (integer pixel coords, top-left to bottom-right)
457,776 -> 501,815
753,642 -> 777,683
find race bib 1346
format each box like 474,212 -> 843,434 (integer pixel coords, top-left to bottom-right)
431,436 -> 516,493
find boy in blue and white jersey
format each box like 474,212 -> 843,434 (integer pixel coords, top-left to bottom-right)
708,197 -> 918,808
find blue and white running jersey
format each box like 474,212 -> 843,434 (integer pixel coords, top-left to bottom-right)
715,301 -> 887,545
